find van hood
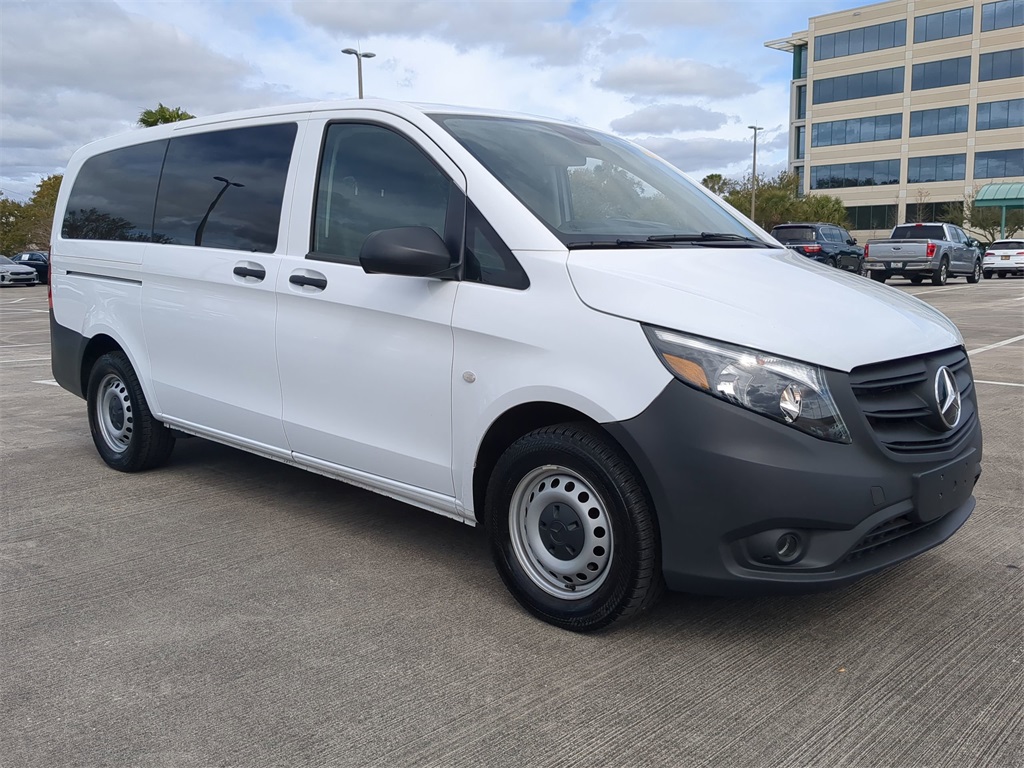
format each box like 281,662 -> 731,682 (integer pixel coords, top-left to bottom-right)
566,247 -> 962,373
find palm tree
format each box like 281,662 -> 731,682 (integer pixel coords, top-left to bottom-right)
138,103 -> 195,127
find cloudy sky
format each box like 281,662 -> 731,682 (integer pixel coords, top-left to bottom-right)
1,0 -> 867,202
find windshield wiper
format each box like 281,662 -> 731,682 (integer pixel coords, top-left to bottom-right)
646,232 -> 775,247
566,239 -> 672,250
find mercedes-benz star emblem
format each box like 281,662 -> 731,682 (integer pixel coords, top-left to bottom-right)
934,366 -> 962,430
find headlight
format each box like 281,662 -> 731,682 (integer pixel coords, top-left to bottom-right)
644,326 -> 851,444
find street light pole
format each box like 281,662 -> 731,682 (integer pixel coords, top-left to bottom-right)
342,47 -> 376,99
748,124 -> 764,223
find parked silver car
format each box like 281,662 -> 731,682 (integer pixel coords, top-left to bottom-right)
0,255 -> 39,286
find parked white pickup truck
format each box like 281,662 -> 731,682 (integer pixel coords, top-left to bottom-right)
864,222 -> 983,285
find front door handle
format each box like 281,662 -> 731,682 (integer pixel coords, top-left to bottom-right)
233,265 -> 266,280
289,274 -> 328,290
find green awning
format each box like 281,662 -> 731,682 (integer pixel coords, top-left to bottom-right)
974,182 -> 1024,209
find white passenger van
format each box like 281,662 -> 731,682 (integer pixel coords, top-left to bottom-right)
50,100 -> 982,631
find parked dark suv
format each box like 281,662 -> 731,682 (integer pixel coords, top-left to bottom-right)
770,223 -> 864,274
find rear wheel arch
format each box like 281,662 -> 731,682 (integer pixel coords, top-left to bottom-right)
80,334 -> 123,398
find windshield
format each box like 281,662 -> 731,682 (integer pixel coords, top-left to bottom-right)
0,256 -> 14,265
991,241 -> 1024,250
431,115 -> 766,248
773,227 -> 817,243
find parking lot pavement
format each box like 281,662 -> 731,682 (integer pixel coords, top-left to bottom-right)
2,280 -> 1022,768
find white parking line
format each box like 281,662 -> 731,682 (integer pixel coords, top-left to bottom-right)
911,285 -> 968,296
32,379 -> 59,386
0,343 -> 49,348
967,334 -> 1024,356
0,357 -> 50,364
976,380 -> 1024,388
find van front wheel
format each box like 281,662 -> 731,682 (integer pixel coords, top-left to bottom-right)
87,352 -> 175,472
485,424 -> 662,632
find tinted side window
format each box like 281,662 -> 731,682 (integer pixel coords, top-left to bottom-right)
153,123 -> 296,253
62,141 -> 166,241
312,123 -> 452,265
464,202 -> 528,290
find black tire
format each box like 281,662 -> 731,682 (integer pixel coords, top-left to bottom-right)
826,257 -> 837,269
86,351 -> 175,472
910,276 -> 924,285
966,261 -> 981,284
931,258 -> 949,286
997,271 -> 1007,279
983,271 -> 992,279
870,271 -> 887,283
485,423 -> 662,632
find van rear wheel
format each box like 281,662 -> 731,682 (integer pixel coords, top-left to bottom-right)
87,352 -> 175,472
485,424 -> 662,632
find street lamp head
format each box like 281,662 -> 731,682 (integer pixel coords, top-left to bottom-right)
342,48 -> 375,59
748,124 -> 763,131
361,52 -> 376,59
341,48 -> 358,55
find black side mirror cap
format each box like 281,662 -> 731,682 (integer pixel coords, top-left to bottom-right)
359,226 -> 455,278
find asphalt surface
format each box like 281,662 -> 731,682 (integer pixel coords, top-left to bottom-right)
1,277 -> 1022,768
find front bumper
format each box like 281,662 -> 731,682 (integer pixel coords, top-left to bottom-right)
603,373 -> 982,596
0,272 -> 38,286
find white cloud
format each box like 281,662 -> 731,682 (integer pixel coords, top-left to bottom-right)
595,56 -> 758,98
611,104 -> 730,134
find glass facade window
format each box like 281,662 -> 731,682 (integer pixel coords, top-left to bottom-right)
979,48 -> 1024,81
908,154 -> 967,183
795,165 -> 805,197
846,204 -> 898,230
811,114 -> 902,146
982,0 -> 1024,31
814,20 -> 906,60
977,98 -> 1024,129
811,160 -> 900,189
905,201 -> 963,223
796,85 -> 807,119
794,45 -> 808,79
795,126 -> 805,159
975,149 -> 1024,178
912,57 -> 971,90
909,106 -> 969,136
914,7 -> 974,42
813,67 -> 904,104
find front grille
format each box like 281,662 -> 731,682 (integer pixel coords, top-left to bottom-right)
850,347 -> 976,455
843,515 -> 935,563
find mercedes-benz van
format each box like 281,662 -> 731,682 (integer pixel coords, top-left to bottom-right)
50,100 -> 982,631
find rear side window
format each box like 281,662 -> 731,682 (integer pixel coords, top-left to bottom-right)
891,224 -> 947,240
312,123 -> 452,264
153,123 -> 297,252
773,227 -> 817,242
62,141 -> 167,241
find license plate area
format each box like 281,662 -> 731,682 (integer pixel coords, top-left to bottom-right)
913,450 -> 977,523
1002,255 -> 1010,260
890,262 -> 903,269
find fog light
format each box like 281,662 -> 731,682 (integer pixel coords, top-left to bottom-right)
775,532 -> 802,563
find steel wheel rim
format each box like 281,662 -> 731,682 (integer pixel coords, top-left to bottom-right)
96,373 -> 133,453
509,464 -> 612,600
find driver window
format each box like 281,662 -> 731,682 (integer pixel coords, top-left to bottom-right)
311,123 -> 452,264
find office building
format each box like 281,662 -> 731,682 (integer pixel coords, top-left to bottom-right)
767,0 -> 1023,239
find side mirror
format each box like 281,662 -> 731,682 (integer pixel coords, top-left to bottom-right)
847,238 -> 857,245
360,226 -> 454,278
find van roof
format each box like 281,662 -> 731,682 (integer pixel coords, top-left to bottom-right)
138,99 -> 572,134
